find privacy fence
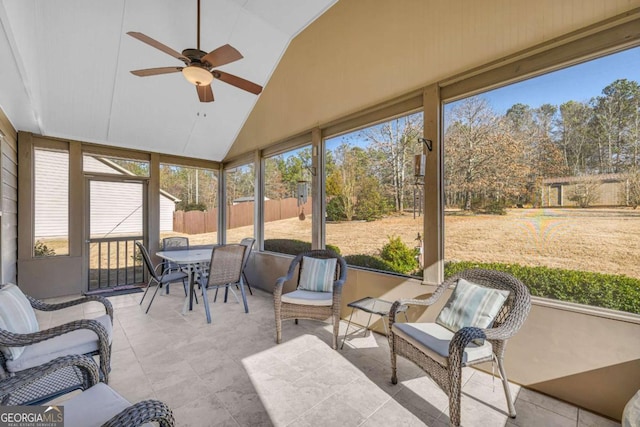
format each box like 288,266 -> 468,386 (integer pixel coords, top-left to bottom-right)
173,197 -> 312,234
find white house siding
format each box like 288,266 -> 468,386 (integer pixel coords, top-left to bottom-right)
89,180 -> 143,236
160,195 -> 174,231
34,149 -> 69,238
35,152 -> 176,238
1,134 -> 17,283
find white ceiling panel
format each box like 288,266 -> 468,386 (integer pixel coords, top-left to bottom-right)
0,0 -> 337,160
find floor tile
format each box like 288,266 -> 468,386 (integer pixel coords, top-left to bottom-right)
37,288 -> 601,427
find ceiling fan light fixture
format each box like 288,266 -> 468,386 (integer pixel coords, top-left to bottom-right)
182,65 -> 213,86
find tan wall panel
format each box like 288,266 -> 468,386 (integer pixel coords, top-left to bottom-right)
228,0 -> 638,159
249,251 -> 640,421
0,108 -> 18,283
18,256 -> 83,297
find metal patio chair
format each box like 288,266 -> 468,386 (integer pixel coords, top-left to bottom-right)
161,237 -> 190,295
136,242 -> 189,314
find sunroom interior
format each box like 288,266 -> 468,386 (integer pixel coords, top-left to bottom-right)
0,0 -> 639,424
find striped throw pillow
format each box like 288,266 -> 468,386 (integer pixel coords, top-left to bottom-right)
0,284 -> 40,360
298,257 -> 337,293
436,278 -> 509,344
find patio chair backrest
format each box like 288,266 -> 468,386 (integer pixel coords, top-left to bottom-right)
135,242 -> 160,282
162,237 -> 189,251
442,269 -> 531,337
205,244 -> 246,288
239,237 -> 255,271
162,237 -> 189,271
294,249 -> 347,289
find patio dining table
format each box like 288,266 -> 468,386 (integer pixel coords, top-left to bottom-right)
156,247 -> 214,314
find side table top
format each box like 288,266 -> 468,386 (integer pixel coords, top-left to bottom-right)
347,296 -> 408,316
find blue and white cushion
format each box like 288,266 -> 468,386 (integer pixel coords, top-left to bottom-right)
436,278 -> 510,343
298,256 -> 337,292
0,284 -> 40,360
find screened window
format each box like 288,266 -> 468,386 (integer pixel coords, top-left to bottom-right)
159,164 -> 219,246
263,145 -> 312,254
443,46 -> 640,315
225,164 -> 255,244
324,112 -> 424,276
34,148 -> 69,256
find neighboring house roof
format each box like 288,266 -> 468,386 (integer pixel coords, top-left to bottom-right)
543,173 -> 625,185
94,157 -> 181,202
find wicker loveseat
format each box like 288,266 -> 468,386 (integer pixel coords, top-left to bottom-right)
0,284 -> 112,405
0,354 -> 174,427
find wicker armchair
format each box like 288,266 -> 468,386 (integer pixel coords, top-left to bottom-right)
0,354 -> 175,427
0,288 -> 113,405
388,269 -> 531,426
274,250 -> 347,349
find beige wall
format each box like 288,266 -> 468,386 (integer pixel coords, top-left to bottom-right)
248,251 -> 640,421
228,0 -> 638,158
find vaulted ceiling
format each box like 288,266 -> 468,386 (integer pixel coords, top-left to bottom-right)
0,0 -> 336,161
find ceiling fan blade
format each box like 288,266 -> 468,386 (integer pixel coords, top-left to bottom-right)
201,44 -> 243,68
127,31 -> 186,61
197,85 -> 214,102
213,70 -> 262,95
130,66 -> 183,77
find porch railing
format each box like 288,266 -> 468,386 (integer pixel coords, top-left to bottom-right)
87,236 -> 145,291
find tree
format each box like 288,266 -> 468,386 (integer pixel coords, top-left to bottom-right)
445,97 -> 529,211
591,79 -> 640,173
359,112 -> 423,212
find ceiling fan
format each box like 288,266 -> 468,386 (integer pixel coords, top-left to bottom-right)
127,0 -> 262,103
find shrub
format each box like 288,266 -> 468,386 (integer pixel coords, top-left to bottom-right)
326,196 -> 347,222
482,200 -> 507,215
34,240 -> 56,257
344,254 -> 396,273
181,202 -> 207,212
264,239 -> 341,256
380,236 -> 419,274
444,261 -> 640,314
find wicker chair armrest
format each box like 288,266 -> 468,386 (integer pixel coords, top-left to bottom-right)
0,319 -> 111,383
27,294 -> 114,322
388,281 -> 449,324
448,326 -> 487,366
0,319 -> 108,348
102,399 -> 175,427
0,354 -> 99,404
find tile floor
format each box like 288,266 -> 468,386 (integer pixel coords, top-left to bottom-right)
38,287 -> 620,427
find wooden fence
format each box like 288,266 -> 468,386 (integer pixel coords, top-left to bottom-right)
173,197 -> 312,234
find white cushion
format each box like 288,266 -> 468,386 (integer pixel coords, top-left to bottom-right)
623,390 -> 640,427
281,290 -> 333,306
62,383 -> 152,427
436,278 -> 509,344
0,283 -> 40,360
392,322 -> 493,366
298,256 -> 337,292
6,314 -> 112,373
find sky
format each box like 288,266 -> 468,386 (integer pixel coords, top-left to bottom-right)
446,45 -> 640,115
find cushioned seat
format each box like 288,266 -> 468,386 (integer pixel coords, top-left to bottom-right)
280,290 -> 333,306
6,314 -> 112,373
392,322 -> 493,366
63,383 -> 153,427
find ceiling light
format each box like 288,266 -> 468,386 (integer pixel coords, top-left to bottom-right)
182,65 -> 213,86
